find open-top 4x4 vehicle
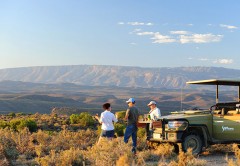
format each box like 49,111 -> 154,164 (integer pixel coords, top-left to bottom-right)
138,79 -> 240,154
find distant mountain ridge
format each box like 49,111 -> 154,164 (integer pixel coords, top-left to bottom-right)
0,65 -> 240,88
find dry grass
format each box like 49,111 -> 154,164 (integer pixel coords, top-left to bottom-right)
1,113 -> 240,166
226,144 -> 240,166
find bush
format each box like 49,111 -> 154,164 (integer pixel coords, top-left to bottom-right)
70,112 -> 95,127
0,120 -> 9,129
69,114 -> 80,124
18,119 -> 37,132
114,123 -> 126,137
79,112 -> 95,127
137,127 -> 146,138
9,119 -> 37,132
8,112 -> 16,117
0,136 -> 19,161
115,111 -> 126,120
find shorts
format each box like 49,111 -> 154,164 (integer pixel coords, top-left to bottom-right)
100,130 -> 114,138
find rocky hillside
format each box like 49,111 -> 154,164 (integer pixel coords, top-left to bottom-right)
1,65 -> 240,88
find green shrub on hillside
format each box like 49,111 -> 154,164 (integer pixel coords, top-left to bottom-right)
0,120 -> 9,129
69,114 -> 80,124
70,112 -> 95,127
8,112 -> 16,117
115,111 -> 126,120
9,119 -> 37,132
114,123 -> 126,137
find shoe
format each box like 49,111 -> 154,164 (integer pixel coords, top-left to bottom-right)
131,147 -> 136,154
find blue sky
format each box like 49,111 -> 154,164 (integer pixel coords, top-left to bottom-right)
0,1 -> 240,69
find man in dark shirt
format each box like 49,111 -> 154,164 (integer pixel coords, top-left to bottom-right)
124,98 -> 139,154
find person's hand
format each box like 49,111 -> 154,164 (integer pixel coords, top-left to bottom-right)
94,113 -> 99,120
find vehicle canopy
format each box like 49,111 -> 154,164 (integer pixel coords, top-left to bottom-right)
186,79 -> 240,103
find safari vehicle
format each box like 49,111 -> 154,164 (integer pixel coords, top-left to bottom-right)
138,79 -> 240,154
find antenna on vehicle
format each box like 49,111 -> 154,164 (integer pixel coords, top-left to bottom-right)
181,87 -> 183,111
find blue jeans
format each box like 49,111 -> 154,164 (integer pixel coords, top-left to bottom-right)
124,124 -> 138,149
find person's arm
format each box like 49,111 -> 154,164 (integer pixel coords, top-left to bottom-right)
95,113 -> 102,124
124,109 -> 130,121
113,113 -> 118,122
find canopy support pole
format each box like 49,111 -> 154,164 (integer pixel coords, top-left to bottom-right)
238,85 -> 240,102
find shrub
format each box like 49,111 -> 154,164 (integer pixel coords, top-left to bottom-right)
0,121 -> 9,129
70,112 -> 95,127
9,119 -> 37,132
114,123 -> 126,137
18,119 -> 37,132
137,127 -> 146,138
84,137 -> 134,166
115,111 -> 126,120
8,112 -> 16,117
0,136 -> 19,162
36,148 -> 84,166
79,112 -> 95,127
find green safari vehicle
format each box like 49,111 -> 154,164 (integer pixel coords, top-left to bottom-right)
138,79 -> 240,154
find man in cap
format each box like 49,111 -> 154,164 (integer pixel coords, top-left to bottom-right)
124,97 -> 139,154
147,101 -> 161,120
146,101 -> 161,140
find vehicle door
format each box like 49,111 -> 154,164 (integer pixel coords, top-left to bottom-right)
213,111 -> 240,140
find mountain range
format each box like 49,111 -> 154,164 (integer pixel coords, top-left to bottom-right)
1,65 -> 240,88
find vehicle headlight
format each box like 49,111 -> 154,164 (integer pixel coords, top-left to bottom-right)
166,121 -> 188,131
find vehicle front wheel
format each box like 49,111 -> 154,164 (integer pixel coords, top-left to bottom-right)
182,134 -> 203,154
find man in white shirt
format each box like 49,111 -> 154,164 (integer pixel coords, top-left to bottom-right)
146,101 -> 161,140
147,101 -> 161,120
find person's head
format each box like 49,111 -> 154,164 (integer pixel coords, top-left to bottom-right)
147,101 -> 157,109
126,98 -> 135,107
102,103 -> 111,111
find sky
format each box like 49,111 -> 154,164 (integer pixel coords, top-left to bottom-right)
0,1 -> 240,69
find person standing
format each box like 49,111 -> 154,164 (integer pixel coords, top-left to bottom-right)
147,101 -> 161,120
124,98 -> 139,154
95,103 -> 118,144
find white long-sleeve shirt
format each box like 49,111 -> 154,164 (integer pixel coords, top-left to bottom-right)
99,110 -> 118,130
149,107 -> 161,120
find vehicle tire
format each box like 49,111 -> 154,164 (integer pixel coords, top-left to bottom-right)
182,134 -> 203,154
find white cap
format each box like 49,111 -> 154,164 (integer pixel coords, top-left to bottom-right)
147,101 -> 156,106
126,98 -> 135,103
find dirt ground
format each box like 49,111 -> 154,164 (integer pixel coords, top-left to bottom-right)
199,153 -> 236,166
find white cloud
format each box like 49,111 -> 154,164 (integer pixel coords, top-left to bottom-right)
151,32 -> 176,43
179,33 -> 223,44
187,24 -> 193,26
136,31 -> 154,36
146,23 -> 154,26
127,22 -> 154,26
198,58 -> 209,61
134,29 -> 142,32
220,24 -> 238,29
128,22 -> 145,26
118,22 -> 125,25
170,31 -> 189,35
213,59 -> 233,64
130,42 -> 137,45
